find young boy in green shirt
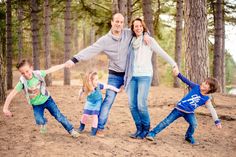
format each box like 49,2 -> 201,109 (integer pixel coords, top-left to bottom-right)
3,59 -> 79,137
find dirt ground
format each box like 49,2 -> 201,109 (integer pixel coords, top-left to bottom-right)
0,70 -> 236,157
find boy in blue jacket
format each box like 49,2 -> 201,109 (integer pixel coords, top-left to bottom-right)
146,68 -> 222,145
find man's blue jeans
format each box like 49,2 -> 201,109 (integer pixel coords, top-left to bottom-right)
98,74 -> 124,130
127,76 -> 152,130
148,108 -> 197,142
32,96 -> 74,133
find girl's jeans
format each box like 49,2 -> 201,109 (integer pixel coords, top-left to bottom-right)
127,76 -> 152,129
149,108 -> 197,140
32,96 -> 73,133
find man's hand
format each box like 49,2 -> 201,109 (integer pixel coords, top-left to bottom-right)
65,60 -> 75,68
3,108 -> 13,117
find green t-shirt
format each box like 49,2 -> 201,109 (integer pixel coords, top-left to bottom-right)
16,70 -> 49,105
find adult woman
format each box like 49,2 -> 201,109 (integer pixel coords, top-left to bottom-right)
124,18 -> 177,139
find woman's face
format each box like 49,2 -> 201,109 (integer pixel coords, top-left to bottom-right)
133,20 -> 144,37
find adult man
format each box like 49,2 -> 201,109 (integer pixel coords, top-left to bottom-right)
65,13 -> 148,136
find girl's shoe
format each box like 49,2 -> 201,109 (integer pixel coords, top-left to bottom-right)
78,122 -> 85,133
90,127 -> 97,136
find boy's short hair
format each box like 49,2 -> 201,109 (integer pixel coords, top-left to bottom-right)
206,77 -> 219,94
16,59 -> 32,69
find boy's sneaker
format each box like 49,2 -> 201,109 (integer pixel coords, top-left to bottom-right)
70,129 -> 80,138
185,137 -> 199,145
40,125 -> 47,134
146,134 -> 155,141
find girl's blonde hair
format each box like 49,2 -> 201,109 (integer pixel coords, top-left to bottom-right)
82,71 -> 98,95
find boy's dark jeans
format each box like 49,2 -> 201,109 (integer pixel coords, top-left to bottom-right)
32,96 -> 73,133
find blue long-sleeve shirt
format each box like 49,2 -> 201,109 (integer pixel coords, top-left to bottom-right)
175,73 -> 221,125
175,73 -> 210,113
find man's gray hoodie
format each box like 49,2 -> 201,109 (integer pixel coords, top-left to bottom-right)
71,29 -> 133,72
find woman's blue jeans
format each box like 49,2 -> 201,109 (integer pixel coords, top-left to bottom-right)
127,76 -> 152,130
32,96 -> 74,133
98,74 -> 124,130
149,108 -> 197,141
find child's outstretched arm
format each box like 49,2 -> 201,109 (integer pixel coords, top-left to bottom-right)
45,63 -> 65,74
3,88 -> 19,117
173,67 -> 197,88
103,84 -> 121,93
205,100 -> 222,129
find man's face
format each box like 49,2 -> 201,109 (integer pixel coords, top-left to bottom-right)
18,64 -> 33,80
111,14 -> 124,33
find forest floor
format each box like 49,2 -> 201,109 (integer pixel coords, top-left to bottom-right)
0,69 -> 236,157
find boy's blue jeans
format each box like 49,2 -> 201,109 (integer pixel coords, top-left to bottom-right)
32,96 -> 73,133
148,108 -> 197,142
98,74 -> 124,130
127,76 -> 152,130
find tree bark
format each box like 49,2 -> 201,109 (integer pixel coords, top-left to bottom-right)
184,0 -> 209,83
6,0 -> 13,89
118,0 -> 128,27
127,0 -> 132,25
0,36 -> 6,103
173,0 -> 183,88
31,0 -> 40,70
213,0 -> 223,92
17,0 -> 23,62
44,0 -> 52,86
142,0 -> 159,86
64,0 -> 71,85
221,0 -> 225,93
112,0 -> 119,14
112,0 -> 128,27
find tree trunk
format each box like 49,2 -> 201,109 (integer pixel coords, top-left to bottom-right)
173,0 -> 183,88
127,0 -> 132,25
112,0 -> 119,14
17,0 -> 23,62
142,0 -> 159,86
0,35 -> 6,103
31,0 -> 40,70
221,0 -> 225,93
6,0 -> 13,90
82,20 -> 86,49
213,0 -> 223,92
184,0 -> 209,83
74,18 -> 79,53
44,0 -> 52,86
112,0 -> 128,27
90,25 -> 95,45
64,0 -> 71,85
154,0 -> 161,38
119,0 -> 128,27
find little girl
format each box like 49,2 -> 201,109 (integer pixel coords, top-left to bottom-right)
78,71 -> 121,136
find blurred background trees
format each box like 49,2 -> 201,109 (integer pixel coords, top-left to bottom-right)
0,0 -> 236,103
